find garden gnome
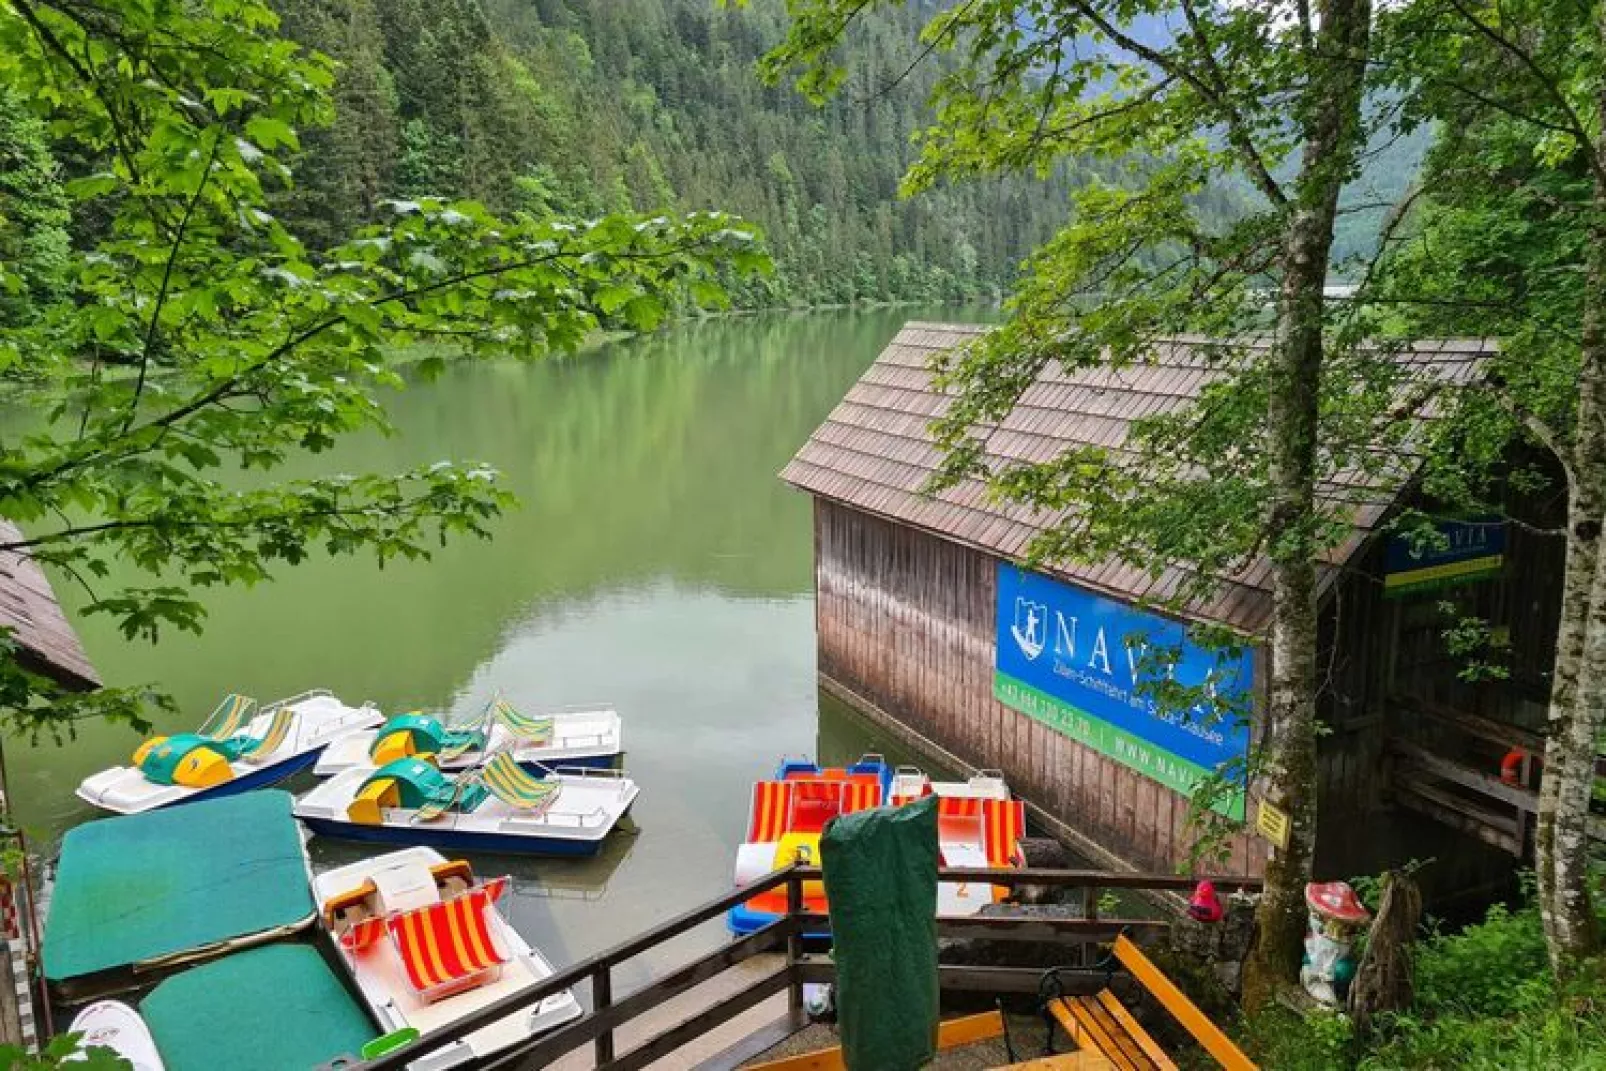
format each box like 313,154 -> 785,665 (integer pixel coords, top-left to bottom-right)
1300,881 -> 1371,1007
1187,880 -> 1224,923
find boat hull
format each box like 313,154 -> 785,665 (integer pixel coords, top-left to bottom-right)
728,904 -> 830,941
298,816 -> 613,857
68,1000 -> 164,1071
75,747 -> 322,815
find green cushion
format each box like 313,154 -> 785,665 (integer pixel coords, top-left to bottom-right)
142,944 -> 375,1071
43,791 -> 314,982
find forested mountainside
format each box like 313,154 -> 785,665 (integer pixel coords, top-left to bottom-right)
267,0 -> 1081,308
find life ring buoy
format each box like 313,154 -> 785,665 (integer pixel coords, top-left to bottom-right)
1500,749 -> 1526,787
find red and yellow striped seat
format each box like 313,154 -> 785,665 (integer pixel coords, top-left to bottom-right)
982,799 -> 1026,868
748,781 -> 794,842
838,780 -> 880,815
386,879 -> 511,1002
340,914 -> 389,953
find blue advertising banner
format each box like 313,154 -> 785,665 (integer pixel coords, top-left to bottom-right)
993,563 -> 1254,817
1384,520 -> 1505,597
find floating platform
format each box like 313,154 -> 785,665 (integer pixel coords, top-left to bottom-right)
43,791 -> 316,1001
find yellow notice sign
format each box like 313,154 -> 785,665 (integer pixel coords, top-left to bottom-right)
1256,800 -> 1292,849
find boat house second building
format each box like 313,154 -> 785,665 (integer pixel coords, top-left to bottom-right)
784,322 -> 1557,900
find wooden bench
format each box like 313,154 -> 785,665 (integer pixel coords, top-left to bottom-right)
1043,936 -> 1256,1071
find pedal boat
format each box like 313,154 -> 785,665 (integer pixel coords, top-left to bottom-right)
76,691 -> 383,815
67,1000 -> 164,1071
315,700 -> 621,777
294,752 -> 639,857
728,758 -> 1025,937
315,847 -> 582,1070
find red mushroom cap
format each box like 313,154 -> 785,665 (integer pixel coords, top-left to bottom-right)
1305,881 -> 1370,923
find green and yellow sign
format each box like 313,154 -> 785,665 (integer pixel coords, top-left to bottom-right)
1384,520 -> 1505,597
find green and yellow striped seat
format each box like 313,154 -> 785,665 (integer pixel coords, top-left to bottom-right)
490,700 -> 554,746
218,706 -> 295,764
197,693 -> 258,740
480,752 -> 561,816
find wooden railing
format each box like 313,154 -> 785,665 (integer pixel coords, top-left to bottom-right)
353,865 -> 1262,1071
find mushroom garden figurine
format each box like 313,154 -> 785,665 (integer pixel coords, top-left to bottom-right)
1300,881 -> 1372,1007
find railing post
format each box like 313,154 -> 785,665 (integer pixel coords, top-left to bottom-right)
786,867 -> 805,1014
1081,884 -> 1100,967
593,965 -> 614,1066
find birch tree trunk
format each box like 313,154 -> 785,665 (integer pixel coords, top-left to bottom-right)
1240,0 -> 1373,1008
1537,37 -> 1606,966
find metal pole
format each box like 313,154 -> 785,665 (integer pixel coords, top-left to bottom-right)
786,870 -> 804,1014
593,966 -> 614,1065
1081,885 -> 1100,968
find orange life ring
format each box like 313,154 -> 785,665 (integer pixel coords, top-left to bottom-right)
1500,749 -> 1526,787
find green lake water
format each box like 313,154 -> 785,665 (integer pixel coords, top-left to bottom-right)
10,307 -> 991,985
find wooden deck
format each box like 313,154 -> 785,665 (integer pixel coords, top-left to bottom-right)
354,865 -> 1262,1071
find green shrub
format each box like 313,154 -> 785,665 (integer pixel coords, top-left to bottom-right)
1240,1006 -> 1353,1071
1361,986 -> 1606,1070
1413,902 -> 1551,1018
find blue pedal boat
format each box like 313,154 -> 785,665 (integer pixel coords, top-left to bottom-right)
76,690 -> 383,815
294,752 -> 639,857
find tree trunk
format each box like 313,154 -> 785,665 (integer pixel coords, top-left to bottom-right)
1536,46 -> 1606,969
1240,0 -> 1373,1010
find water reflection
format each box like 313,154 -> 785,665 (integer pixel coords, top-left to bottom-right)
10,306 -> 996,976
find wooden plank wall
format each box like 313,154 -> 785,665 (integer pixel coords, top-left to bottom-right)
1312,554 -> 1395,876
814,499 -> 1268,877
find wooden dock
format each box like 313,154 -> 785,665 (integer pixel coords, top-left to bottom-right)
353,864 -> 1262,1071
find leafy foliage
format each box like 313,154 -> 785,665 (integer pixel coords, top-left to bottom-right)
0,85 -> 70,324
0,0 -> 759,735
2,1035 -> 128,1071
1242,896 -> 1606,1071
264,0 -> 1081,308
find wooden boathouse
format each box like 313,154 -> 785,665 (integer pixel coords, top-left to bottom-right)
783,322 -> 1559,900
0,519 -> 99,692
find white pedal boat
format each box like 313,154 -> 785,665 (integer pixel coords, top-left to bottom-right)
315,847 -> 582,1070
295,753 -> 639,857
315,704 -> 621,777
892,766 -> 1025,917
730,758 -> 1024,936
67,1000 -> 164,1071
76,691 -> 383,815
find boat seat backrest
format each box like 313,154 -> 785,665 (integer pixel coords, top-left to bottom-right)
982,799 -> 1026,868
387,885 -> 510,1003
789,780 -> 844,833
340,914 -> 389,953
747,781 -> 794,843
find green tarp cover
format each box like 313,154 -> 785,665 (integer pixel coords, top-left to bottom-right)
43,791 -> 314,982
820,794 -> 940,1071
142,943 -> 375,1071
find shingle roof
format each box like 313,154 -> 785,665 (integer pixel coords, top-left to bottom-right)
0,520 -> 100,690
781,322 -> 1493,634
